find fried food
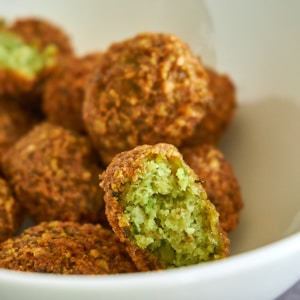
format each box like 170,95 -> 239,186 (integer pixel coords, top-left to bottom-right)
0,98 -> 40,161
1,122 -> 104,224
0,221 -> 137,274
0,17 -> 74,104
0,176 -> 23,243
83,33 -> 211,165
181,144 -> 243,232
43,53 -> 102,133
182,67 -> 237,146
9,17 -> 73,56
100,143 -> 229,271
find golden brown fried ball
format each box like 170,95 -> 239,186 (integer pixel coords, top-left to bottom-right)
83,33 -> 211,165
1,122 -> 104,224
0,221 -> 137,274
0,98 -> 40,161
0,176 -> 23,243
182,67 -> 237,146
181,144 -> 243,232
0,17 -> 74,105
43,53 -> 102,133
8,17 -> 73,56
101,143 -> 229,271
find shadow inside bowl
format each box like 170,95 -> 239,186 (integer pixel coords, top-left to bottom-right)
220,97 -> 300,255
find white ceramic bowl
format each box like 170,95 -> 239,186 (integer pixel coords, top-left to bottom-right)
1,0 -> 300,299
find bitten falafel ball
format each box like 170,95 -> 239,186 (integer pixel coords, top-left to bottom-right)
182,67 -> 237,146
1,122 -> 104,224
0,176 -> 23,243
181,144 -> 243,232
0,17 -> 74,104
0,221 -> 137,274
100,143 -> 229,271
0,98 -> 40,161
43,53 -> 102,133
84,33 -> 212,165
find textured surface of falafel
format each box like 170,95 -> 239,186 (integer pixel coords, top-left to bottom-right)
181,144 -> 243,232
9,17 -> 73,55
182,67 -> 237,146
0,98 -> 40,161
1,122 -> 104,224
84,33 -> 211,165
100,143 -> 229,271
0,221 -> 137,274
0,176 -> 23,243
43,53 -> 102,133
0,29 -> 57,98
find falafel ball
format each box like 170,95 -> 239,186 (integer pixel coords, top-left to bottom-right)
43,52 -> 102,133
83,33 -> 212,165
1,122 -> 104,224
182,67 -> 237,146
0,221 -> 137,274
9,17 -> 73,56
0,17 -> 74,104
0,98 -> 40,161
181,144 -> 243,232
100,143 -> 229,271
0,176 -> 23,243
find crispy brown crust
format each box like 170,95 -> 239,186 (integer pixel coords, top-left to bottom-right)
101,143 -> 184,271
1,122 -> 104,224
100,143 -> 229,271
43,53 -> 102,133
0,177 -> 23,243
9,17 -> 73,55
0,98 -> 40,161
182,67 -> 237,146
181,144 -> 243,232
0,221 -> 137,274
84,33 -> 211,165
1,18 -> 74,104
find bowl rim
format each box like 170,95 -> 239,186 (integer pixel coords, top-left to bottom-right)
0,231 -> 300,289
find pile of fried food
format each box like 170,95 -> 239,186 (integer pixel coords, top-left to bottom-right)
0,17 -> 243,274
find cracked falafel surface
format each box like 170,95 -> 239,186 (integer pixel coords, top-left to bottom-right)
100,143 -> 229,271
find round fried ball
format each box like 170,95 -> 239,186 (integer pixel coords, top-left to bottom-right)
0,17 -> 74,105
9,17 -> 73,56
181,144 -> 243,232
182,67 -> 237,146
0,221 -> 137,274
1,122 -> 104,224
0,176 -> 23,243
43,53 -> 102,133
100,143 -> 229,271
84,33 -> 211,165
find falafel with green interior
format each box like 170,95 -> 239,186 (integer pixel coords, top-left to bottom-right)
100,143 -> 229,271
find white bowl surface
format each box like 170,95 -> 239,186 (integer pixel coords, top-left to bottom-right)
1,0 -> 300,299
